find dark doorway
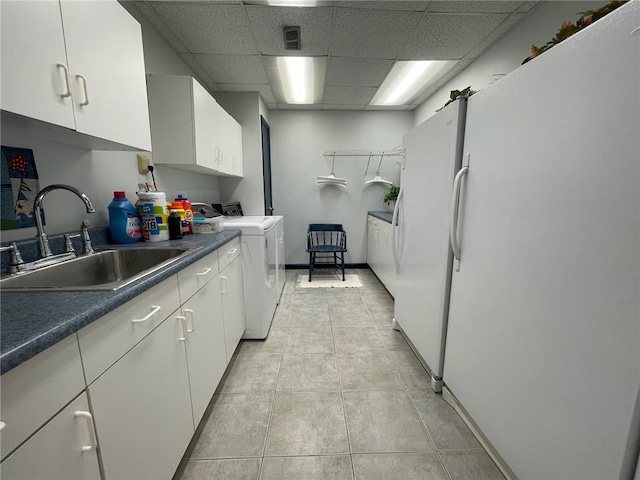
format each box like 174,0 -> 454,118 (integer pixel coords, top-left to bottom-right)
261,116 -> 273,215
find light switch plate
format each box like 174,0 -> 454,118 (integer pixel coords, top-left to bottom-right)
136,154 -> 150,174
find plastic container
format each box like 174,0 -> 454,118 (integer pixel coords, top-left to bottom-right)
108,192 -> 142,243
168,210 -> 183,240
175,193 -> 193,235
192,216 -> 224,234
137,191 -> 169,242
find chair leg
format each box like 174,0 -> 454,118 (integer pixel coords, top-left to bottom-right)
309,252 -> 313,282
341,252 -> 345,281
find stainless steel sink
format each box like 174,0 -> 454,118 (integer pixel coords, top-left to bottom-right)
0,247 -> 198,291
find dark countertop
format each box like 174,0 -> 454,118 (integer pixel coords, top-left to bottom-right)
368,211 -> 394,224
0,230 -> 240,374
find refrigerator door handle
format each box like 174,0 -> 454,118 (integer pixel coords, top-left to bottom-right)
391,185 -> 404,273
450,165 -> 469,268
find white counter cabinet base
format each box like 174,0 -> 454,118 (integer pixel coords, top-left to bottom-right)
88,313 -> 194,480
367,214 -> 396,297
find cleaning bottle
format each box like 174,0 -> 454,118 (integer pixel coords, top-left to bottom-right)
175,193 -> 193,235
168,208 -> 183,240
108,191 -> 142,243
170,201 -> 186,237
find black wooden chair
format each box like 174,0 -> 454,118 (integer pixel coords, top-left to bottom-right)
306,224 -> 347,281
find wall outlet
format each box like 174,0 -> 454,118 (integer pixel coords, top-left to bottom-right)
137,154 -> 150,174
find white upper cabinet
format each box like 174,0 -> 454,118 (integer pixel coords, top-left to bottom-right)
0,0 -> 151,151
147,74 -> 244,177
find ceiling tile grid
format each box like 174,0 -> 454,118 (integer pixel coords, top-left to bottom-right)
246,6 -> 334,56
400,13 -> 510,60
128,0 -> 542,110
151,3 -> 257,54
330,8 -> 424,59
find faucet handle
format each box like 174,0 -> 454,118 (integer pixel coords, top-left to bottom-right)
80,219 -> 94,255
64,233 -> 80,253
1,243 -> 26,273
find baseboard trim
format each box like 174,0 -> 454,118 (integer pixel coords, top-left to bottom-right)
285,263 -> 370,270
442,386 -> 518,480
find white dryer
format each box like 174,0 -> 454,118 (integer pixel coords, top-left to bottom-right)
222,216 -> 283,339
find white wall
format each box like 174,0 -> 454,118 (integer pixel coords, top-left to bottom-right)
0,6 -> 221,243
269,110 -> 412,265
415,1 -> 607,124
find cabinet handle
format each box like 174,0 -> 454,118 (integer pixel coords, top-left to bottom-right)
75,411 -> 98,452
227,248 -> 238,256
56,64 -> 71,98
185,308 -> 195,333
132,305 -> 161,324
220,275 -> 228,294
197,267 -> 212,277
177,315 -> 187,341
0,421 -> 6,432
76,74 -> 90,106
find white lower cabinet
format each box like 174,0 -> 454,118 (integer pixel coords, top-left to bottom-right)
0,393 -> 101,480
1,241 -> 245,480
88,312 -> 194,480
367,215 -> 396,297
180,277 -> 227,426
220,256 -> 245,362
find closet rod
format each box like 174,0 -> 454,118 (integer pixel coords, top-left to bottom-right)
323,149 -> 403,157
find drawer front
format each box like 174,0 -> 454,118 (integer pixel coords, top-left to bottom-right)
1,334 -> 85,460
78,276 -> 180,385
0,393 -> 101,479
177,251 -> 219,303
218,236 -> 240,272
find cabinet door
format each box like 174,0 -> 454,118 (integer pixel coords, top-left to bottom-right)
379,225 -> 396,297
0,1 -> 75,129
192,79 -> 219,171
367,216 -> 379,274
227,118 -> 243,177
220,256 -> 246,362
60,0 -> 151,150
1,334 -> 85,460
0,393 -> 101,480
89,315 -> 193,480
182,278 -> 227,426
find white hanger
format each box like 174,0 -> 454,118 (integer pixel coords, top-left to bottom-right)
365,154 -> 393,185
317,154 -> 347,188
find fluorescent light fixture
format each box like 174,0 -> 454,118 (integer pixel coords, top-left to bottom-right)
264,56 -> 327,104
371,60 -> 456,106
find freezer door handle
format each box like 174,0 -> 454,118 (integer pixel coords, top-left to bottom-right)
450,165 -> 469,267
391,185 -> 404,273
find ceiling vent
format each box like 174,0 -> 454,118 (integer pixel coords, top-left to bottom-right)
283,26 -> 301,50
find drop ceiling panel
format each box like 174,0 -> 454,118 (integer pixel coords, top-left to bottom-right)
331,8 -> 423,59
400,13 -> 509,59
194,54 -> 269,84
427,1 -> 527,13
213,84 -> 277,104
326,57 -> 393,87
323,85 -> 377,105
150,3 -> 257,54
246,6 -> 333,56
340,1 -> 429,12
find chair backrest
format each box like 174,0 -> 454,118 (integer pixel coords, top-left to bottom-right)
307,224 -> 347,249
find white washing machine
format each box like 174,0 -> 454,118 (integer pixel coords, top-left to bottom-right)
222,215 -> 284,339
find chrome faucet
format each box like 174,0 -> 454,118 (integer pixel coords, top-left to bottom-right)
34,184 -> 96,258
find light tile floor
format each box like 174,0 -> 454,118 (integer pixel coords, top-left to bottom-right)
173,269 -> 505,480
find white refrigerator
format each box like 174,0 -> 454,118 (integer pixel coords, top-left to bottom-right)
444,2 -> 640,479
392,98 -> 466,391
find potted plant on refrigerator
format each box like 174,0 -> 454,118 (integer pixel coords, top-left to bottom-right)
383,185 -> 400,211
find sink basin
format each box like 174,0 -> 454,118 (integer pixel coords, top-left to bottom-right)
0,247 -> 199,291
